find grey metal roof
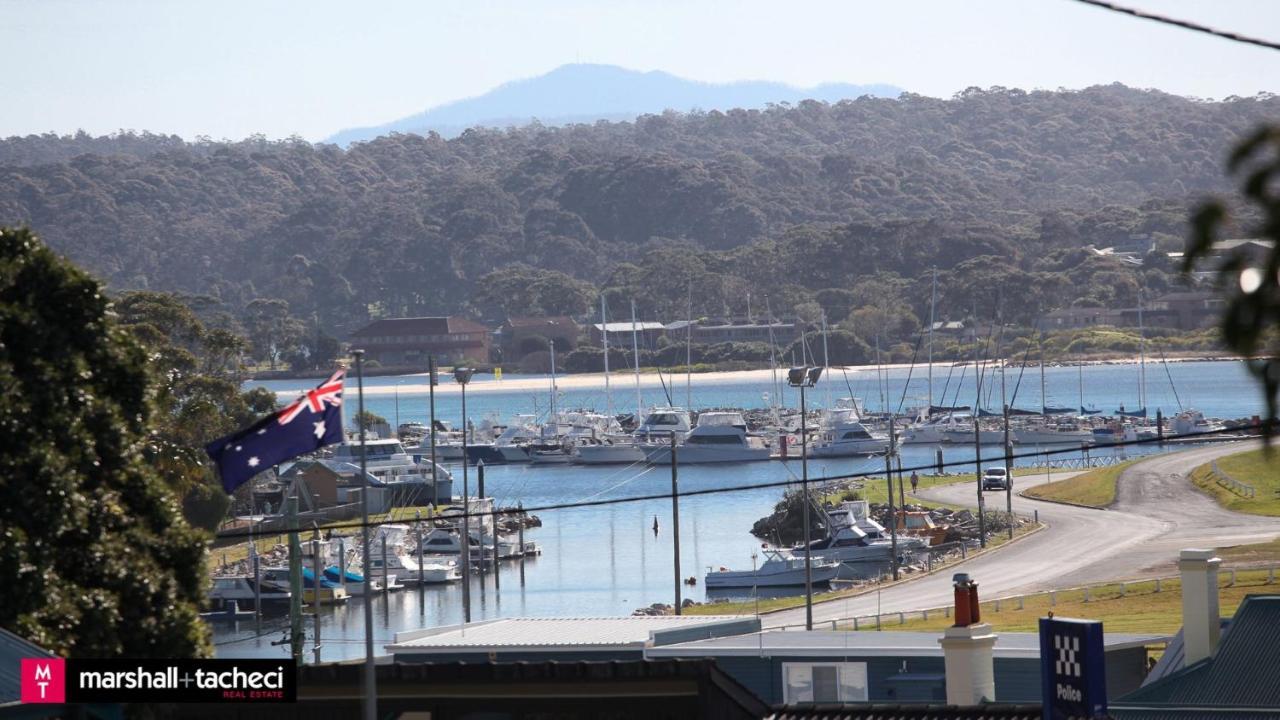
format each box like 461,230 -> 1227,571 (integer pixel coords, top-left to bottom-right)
766,704 -> 1043,720
387,616 -> 752,653
647,630 -> 1167,659
1116,595 -> 1280,711
0,627 -> 53,704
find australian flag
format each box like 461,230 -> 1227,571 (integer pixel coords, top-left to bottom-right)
206,369 -> 346,494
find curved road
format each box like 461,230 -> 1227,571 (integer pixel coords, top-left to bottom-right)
763,440 -> 1276,628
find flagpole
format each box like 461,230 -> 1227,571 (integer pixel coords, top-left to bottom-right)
353,350 -> 376,720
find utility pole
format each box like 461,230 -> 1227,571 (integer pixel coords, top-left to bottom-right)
427,355 -> 439,506
286,493 -> 303,664
670,432 -> 682,615
972,329 -> 987,548
353,350 -> 376,720
311,527 -> 322,663
885,417 -> 899,581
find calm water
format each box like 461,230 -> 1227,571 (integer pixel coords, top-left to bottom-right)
211,360 -> 1265,659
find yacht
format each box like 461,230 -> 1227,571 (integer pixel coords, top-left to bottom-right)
806,406 -> 890,457
832,501 -> 930,553
704,550 -> 840,588
938,415 -> 1006,445
645,411 -> 770,464
1171,409 -> 1227,437
331,439 -> 453,505
576,407 -> 693,465
208,576 -> 291,611
1014,420 -> 1095,445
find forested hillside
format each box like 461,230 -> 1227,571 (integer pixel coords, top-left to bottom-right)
1,85 -> 1274,368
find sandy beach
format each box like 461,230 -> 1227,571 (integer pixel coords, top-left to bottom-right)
270,355 -> 1242,397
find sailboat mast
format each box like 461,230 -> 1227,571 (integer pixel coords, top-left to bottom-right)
550,339 -> 558,419
1039,335 -> 1047,416
686,283 -> 692,409
821,310 -> 831,409
1138,297 -> 1147,411
601,295 -> 611,417
928,268 -> 936,412
1078,361 -> 1084,414
631,299 -> 642,420
765,295 -> 779,408
875,333 -> 886,413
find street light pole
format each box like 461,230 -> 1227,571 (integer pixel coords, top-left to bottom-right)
455,366 -> 474,623
353,350 -> 376,720
800,380 -> 812,631
788,365 -> 821,632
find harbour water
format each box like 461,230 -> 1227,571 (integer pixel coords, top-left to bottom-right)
211,359 -> 1265,659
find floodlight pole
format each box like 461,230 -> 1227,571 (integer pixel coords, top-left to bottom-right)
353,350 -> 376,720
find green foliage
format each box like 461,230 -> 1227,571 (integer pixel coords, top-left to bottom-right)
1185,126 -> 1280,431
353,409 -> 388,429
0,227 -> 211,658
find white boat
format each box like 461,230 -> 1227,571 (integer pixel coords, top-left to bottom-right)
1171,409 -> 1227,436
1014,421 -> 1095,445
704,550 -> 841,588
645,411 -> 771,464
574,439 -> 648,465
331,439 -> 452,504
576,408 -> 693,465
806,406 -> 890,457
369,550 -> 459,584
208,576 -> 291,610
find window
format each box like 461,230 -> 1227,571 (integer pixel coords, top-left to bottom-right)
783,662 -> 868,704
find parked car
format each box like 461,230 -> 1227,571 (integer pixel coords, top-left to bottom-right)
982,466 -> 1009,491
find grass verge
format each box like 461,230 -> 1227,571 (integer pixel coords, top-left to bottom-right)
877,569 -> 1278,635
1190,448 -> 1280,516
683,522 -> 1042,617
1021,459 -> 1139,508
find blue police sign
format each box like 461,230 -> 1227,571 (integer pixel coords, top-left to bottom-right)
1039,617 -> 1107,720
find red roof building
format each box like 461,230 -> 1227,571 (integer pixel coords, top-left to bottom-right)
349,316 -> 490,366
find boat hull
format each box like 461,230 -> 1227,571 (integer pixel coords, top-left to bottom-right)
705,562 -> 840,588
575,444 -> 648,464
645,446 -> 772,464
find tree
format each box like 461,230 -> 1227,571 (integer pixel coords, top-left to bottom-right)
0,227 -> 210,657
1186,127 -> 1280,434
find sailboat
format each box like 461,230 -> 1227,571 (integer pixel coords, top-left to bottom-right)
575,298 -> 651,465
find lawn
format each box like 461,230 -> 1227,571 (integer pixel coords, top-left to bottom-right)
878,569 -> 1280,636
824,472 -> 975,510
1020,459 -> 1139,508
1190,448 -> 1280,516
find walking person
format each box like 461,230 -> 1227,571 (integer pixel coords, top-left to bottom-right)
910,470 -> 919,494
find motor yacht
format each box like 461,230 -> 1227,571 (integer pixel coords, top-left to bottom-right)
704,550 -> 840,588
806,406 -> 890,457
208,575 -> 291,611
645,411 -> 771,464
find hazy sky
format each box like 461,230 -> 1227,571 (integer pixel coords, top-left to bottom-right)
5,0 -> 1279,141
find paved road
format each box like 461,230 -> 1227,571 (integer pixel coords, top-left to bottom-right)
762,440 -> 1275,628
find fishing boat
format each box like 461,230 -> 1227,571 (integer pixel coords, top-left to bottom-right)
208,575 -> 291,611
704,550 -> 841,588
645,411 -> 771,464
806,404 -> 890,457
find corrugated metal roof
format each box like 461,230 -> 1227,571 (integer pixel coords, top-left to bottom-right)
0,627 -> 53,704
648,630 -> 1166,659
593,322 -> 666,332
388,616 -> 746,652
766,704 -> 1043,720
1117,595 -> 1280,709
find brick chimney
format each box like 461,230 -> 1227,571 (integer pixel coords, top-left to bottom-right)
1179,548 -> 1222,665
939,573 -> 997,704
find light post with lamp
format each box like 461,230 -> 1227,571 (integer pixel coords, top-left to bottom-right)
454,366 -> 474,622
788,365 -> 822,630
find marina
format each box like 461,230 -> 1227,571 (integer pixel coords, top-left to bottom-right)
211,358 -> 1266,660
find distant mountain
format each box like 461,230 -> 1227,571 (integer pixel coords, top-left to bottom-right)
325,63 -> 902,145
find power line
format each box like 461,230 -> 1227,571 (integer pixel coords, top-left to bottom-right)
1070,0 -> 1280,52
213,422 -> 1263,542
